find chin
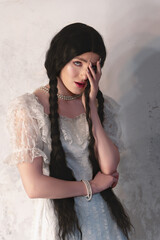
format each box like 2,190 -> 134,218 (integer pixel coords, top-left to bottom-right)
73,83 -> 87,94
74,89 -> 85,95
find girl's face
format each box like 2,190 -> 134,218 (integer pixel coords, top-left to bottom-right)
57,52 -> 100,96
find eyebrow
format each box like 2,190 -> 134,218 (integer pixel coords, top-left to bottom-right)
75,57 -> 97,65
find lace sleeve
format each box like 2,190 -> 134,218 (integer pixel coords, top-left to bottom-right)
5,94 -> 48,165
103,95 -> 126,153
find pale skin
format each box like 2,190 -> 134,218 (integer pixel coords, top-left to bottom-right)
17,52 -> 120,199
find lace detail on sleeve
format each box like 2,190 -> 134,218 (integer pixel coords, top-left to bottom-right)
4,93 -> 49,165
103,95 -> 126,153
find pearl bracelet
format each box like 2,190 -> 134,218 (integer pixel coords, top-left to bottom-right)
81,180 -> 92,201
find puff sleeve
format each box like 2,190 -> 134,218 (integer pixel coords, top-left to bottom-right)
103,95 -> 126,154
5,94 -> 48,165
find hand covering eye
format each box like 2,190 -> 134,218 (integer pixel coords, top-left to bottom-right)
92,65 -> 97,73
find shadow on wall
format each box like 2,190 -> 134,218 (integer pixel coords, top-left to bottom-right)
116,38 -> 160,240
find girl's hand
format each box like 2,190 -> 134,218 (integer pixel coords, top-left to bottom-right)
111,170 -> 119,188
90,171 -> 119,194
86,59 -> 102,104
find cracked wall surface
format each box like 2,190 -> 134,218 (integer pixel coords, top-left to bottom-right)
0,1 -> 160,239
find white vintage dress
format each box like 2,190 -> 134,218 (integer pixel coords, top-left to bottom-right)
5,92 -> 126,240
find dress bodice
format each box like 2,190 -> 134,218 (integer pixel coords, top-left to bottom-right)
4,92 -> 127,240
5,92 -> 125,168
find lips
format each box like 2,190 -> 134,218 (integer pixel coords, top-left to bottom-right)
75,82 -> 86,88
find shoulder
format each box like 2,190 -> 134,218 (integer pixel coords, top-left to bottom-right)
102,94 -> 126,153
7,92 -> 44,117
102,94 -> 121,130
6,92 -> 48,133
103,94 -> 121,115
8,92 -> 39,109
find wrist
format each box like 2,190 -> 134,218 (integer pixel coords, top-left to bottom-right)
89,180 -> 97,195
80,181 -> 88,196
81,180 -> 93,201
89,100 -> 97,109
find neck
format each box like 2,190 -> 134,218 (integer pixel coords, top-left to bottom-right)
57,78 -> 79,97
43,84 -> 82,101
45,83 -> 81,98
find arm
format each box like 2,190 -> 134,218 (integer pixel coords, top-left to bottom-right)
17,156 -> 86,199
85,60 -> 120,175
17,156 -> 118,199
90,102 -> 120,175
7,95 -> 118,199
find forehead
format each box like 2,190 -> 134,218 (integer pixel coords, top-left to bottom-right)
74,52 -> 100,64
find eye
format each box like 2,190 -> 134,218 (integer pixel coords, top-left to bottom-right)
73,61 -> 82,66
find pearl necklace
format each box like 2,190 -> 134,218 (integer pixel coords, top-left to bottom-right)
39,86 -> 82,101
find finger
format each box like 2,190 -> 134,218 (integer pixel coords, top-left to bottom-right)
96,60 -> 102,76
111,177 -> 118,188
111,182 -> 117,188
115,172 -> 119,179
112,172 -> 119,178
111,170 -> 118,174
88,63 -> 96,80
86,69 -> 95,88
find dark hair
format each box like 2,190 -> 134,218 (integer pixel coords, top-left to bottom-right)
45,22 -> 133,240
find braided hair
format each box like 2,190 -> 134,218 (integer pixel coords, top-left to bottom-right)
45,23 -> 133,240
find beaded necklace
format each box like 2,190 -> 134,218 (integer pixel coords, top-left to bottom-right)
39,86 -> 82,100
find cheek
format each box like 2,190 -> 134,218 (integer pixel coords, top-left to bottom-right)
66,64 -> 79,78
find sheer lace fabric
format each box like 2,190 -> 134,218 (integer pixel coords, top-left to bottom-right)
4,93 -> 127,240
5,93 -> 125,166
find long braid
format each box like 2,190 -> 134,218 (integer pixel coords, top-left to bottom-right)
96,89 -> 104,125
49,77 -> 82,240
44,21 -> 133,239
85,87 -> 133,239
84,83 -> 100,177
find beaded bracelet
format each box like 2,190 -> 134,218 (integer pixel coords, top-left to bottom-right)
81,180 -> 92,201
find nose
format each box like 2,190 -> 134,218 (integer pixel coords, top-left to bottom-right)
80,66 -> 88,81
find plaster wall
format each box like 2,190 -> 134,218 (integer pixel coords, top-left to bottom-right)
0,1 -> 160,239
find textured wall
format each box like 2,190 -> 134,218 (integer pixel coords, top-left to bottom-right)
0,0 -> 160,239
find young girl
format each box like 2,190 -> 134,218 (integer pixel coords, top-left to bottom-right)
6,23 -> 132,240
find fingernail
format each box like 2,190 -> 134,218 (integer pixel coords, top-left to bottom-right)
99,58 -> 101,63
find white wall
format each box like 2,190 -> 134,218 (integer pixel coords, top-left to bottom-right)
0,0 -> 160,239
